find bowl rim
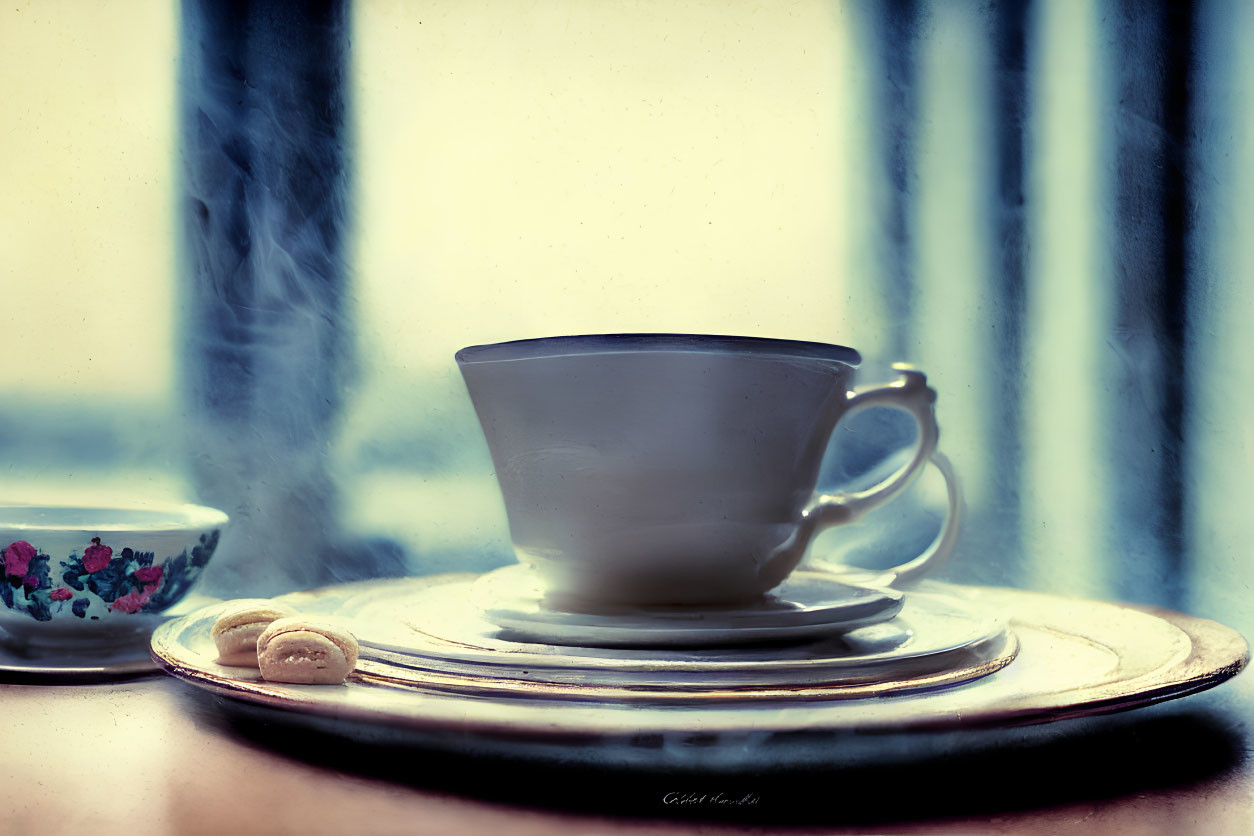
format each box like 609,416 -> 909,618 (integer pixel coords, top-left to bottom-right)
0,502 -> 229,534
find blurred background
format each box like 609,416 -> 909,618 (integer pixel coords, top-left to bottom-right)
1,1 -> 1249,633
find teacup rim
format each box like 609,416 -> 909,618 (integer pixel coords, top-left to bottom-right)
455,333 -> 862,367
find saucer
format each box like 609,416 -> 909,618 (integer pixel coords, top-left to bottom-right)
470,565 -> 905,648
0,636 -> 158,680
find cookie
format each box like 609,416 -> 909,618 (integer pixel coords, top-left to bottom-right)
211,599 -> 298,667
256,616 -> 359,685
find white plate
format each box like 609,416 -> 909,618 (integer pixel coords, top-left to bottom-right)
324,576 -> 1012,694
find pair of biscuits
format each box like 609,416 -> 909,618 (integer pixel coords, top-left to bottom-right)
211,599 -> 359,685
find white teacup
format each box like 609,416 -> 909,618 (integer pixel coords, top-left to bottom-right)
457,334 -> 960,608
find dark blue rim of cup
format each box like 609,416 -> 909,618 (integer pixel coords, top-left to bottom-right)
455,334 -> 862,366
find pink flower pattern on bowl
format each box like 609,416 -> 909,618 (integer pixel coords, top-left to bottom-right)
82,539 -> 113,574
3,541 -> 36,579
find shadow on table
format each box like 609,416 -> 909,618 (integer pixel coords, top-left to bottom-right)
175,687 -> 1247,829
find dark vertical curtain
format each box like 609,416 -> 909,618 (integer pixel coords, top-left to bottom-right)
868,0 -> 921,362
179,0 -> 366,594
984,0 -> 1030,586
1107,0 -> 1197,607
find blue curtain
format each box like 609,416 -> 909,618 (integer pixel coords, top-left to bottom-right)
843,0 -> 1253,639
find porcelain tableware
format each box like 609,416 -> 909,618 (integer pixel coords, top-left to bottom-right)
457,334 -> 960,607
468,564 -> 906,647
0,502 -> 229,651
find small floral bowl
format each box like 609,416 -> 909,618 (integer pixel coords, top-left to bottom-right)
0,503 -> 229,651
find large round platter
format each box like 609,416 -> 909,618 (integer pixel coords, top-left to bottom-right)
151,575 -> 1247,757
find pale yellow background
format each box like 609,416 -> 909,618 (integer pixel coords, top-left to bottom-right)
8,0 -> 1252,604
1,1 -> 864,394
0,1 -> 177,400
352,0 -> 860,373
0,0 -> 1102,573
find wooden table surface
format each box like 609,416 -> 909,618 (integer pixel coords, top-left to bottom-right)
2,652 -> 1252,836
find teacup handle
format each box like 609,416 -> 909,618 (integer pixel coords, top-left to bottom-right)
814,450 -> 963,586
813,367 -> 939,523
782,367 -> 961,587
